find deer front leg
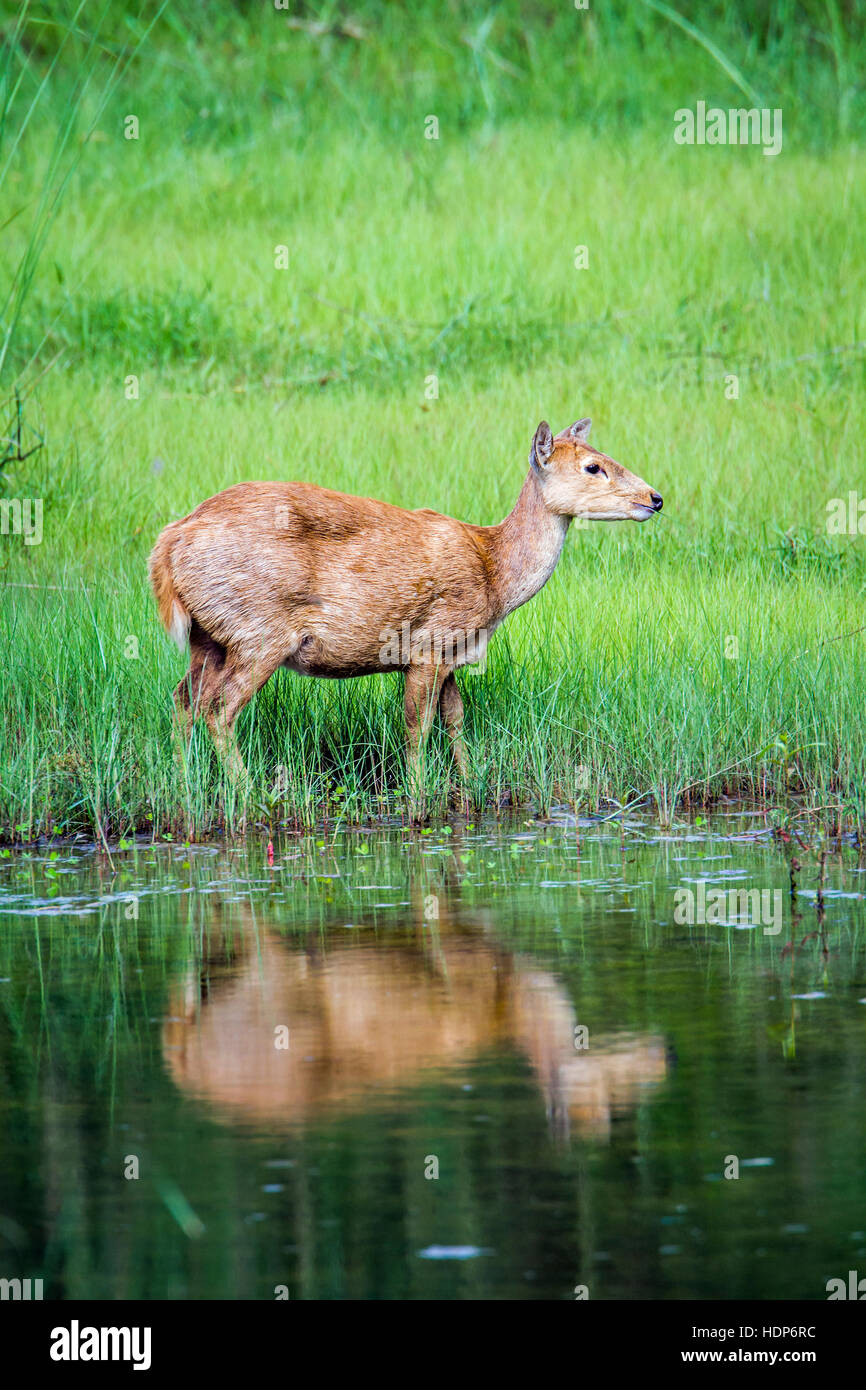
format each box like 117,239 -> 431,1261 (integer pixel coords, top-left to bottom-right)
439,672 -> 470,807
403,664 -> 447,822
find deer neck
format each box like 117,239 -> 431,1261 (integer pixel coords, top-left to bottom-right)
485,471 -> 570,623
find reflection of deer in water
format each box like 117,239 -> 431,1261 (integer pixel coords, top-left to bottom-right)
163,852 -> 667,1141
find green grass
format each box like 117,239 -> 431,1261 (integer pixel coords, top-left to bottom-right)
1,2 -> 866,840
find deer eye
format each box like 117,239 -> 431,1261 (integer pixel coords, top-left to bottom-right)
584,462 -> 603,475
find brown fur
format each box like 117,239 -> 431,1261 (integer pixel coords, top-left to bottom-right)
148,419 -> 662,794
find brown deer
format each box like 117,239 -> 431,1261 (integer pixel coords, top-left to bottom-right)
149,418 -> 662,796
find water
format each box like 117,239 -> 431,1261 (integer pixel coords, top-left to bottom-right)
0,809 -> 864,1301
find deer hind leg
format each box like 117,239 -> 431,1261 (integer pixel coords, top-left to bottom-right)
439,672 -> 467,780
203,650 -> 279,786
172,624 -> 227,752
403,664 -> 447,821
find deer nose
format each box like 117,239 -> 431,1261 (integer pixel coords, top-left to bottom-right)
650,492 -> 663,511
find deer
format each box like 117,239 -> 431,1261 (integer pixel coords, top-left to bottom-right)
148,417 -> 662,806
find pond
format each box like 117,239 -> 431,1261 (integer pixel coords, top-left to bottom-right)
0,808 -> 863,1300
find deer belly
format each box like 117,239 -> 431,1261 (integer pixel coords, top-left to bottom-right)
279,617 -> 394,679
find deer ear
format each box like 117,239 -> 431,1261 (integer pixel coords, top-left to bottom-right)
530,421 -> 554,470
567,418 -> 592,443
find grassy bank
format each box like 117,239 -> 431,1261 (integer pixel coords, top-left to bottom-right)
1,2 -> 865,839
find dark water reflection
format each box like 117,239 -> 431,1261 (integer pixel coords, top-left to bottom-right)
0,810 -> 864,1300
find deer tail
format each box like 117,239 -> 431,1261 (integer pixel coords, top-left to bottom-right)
148,523 -> 191,650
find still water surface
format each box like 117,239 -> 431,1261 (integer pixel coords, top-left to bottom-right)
0,809 -> 864,1300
